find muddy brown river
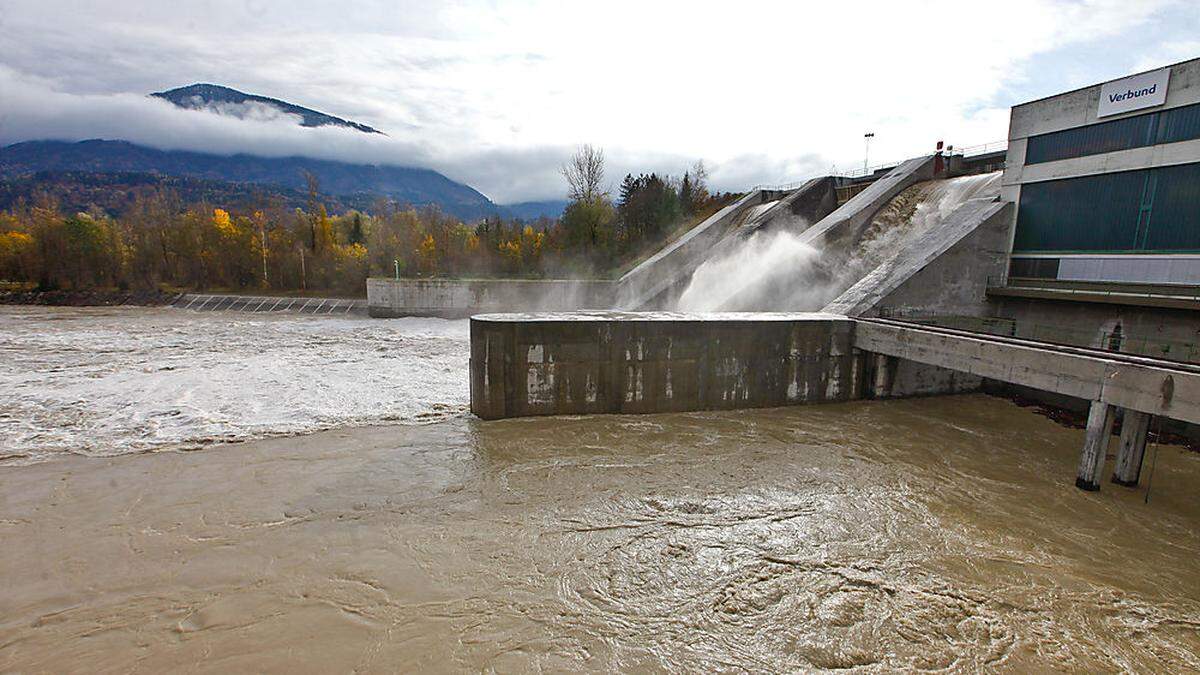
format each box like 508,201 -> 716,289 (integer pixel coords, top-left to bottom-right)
3,393 -> 1199,672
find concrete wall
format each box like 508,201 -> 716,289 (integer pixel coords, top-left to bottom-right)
825,201 -> 1013,318
367,278 -> 615,318
470,312 -> 864,419
987,294 -> 1200,362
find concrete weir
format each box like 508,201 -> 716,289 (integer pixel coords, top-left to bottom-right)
367,278 -> 615,318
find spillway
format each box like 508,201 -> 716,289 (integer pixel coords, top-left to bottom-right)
675,171 -> 1002,313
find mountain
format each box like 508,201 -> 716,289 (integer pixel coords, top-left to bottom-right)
499,200 -> 568,221
3,85 -> 568,221
0,171 -> 373,215
0,139 -> 509,220
152,83 -> 382,134
0,170 -> 568,224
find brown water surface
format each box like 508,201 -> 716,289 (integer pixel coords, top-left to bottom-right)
2,395 -> 1198,671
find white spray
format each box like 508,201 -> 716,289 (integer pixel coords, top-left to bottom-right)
675,172 -> 1001,312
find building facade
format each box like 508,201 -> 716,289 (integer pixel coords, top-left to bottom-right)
1000,58 -> 1200,287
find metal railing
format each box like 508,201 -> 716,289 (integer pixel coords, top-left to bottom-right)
745,179 -> 814,193
739,138 -> 1009,193
836,160 -> 903,180
953,141 -> 1008,157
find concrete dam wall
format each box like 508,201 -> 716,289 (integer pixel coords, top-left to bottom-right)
675,168 -> 1003,315
615,178 -> 842,310
366,175 -> 845,317
365,154 -> 990,319
468,311 -> 1199,494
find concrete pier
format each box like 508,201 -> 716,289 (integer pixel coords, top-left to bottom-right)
470,312 -> 863,420
1113,409 -> 1152,486
869,353 -> 896,398
1076,401 -> 1115,491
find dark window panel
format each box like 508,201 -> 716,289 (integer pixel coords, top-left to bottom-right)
1025,102 -> 1200,165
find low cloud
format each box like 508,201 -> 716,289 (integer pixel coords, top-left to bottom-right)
0,67 -> 787,203
0,0 -> 1193,203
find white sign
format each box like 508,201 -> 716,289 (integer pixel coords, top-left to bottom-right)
1097,68 -> 1170,117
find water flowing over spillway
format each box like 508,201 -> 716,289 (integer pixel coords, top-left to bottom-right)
676,172 -> 1002,312
0,307 -> 469,464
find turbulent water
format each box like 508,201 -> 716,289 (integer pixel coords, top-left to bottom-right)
677,172 -> 1002,312
3,395 -> 1199,671
2,306 -> 1199,671
0,306 -> 468,464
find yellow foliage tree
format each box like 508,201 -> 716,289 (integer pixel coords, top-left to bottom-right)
418,233 -> 438,276
212,208 -> 236,238
499,239 -> 522,273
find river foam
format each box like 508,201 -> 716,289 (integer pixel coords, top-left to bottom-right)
0,306 -> 469,464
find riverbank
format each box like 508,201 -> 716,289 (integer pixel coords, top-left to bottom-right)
3,395 -> 1198,671
0,287 -> 181,306
0,287 -> 370,307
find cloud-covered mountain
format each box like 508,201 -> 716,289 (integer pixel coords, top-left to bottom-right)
151,83 -> 383,135
0,83 -> 571,221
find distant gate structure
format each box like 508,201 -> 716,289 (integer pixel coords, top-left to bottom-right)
172,293 -> 367,315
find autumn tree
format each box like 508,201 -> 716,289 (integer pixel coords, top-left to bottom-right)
561,144 -> 606,202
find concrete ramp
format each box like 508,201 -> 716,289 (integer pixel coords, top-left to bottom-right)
616,176 -> 841,310
674,157 -> 946,312
824,196 -> 1012,318
794,155 -> 936,249
718,176 -> 838,246
614,189 -> 788,310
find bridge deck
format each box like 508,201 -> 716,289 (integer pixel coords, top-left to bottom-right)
855,318 -> 1200,425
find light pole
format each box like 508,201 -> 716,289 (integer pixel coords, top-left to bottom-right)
863,132 -> 875,174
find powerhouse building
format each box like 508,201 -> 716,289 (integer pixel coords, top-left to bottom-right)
1000,58 -> 1200,287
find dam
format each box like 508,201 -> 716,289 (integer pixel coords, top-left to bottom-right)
420,58 -> 1200,493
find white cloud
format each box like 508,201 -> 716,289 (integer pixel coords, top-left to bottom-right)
0,0 -> 1190,202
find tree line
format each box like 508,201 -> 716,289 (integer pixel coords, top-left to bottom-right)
0,149 -> 733,295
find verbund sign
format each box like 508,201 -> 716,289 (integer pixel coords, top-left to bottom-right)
1097,68 -> 1170,118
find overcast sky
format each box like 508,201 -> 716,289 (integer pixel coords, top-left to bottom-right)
0,0 -> 1197,203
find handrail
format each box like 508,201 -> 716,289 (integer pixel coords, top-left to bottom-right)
743,138 -> 1010,193
954,141 -> 1008,157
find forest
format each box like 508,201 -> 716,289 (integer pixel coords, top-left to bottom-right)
0,147 -> 732,296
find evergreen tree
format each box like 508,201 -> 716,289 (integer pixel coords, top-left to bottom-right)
680,172 -> 694,216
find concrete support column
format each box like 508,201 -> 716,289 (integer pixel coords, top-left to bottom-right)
1112,409 -> 1152,487
870,353 -> 895,399
1076,400 -> 1115,491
